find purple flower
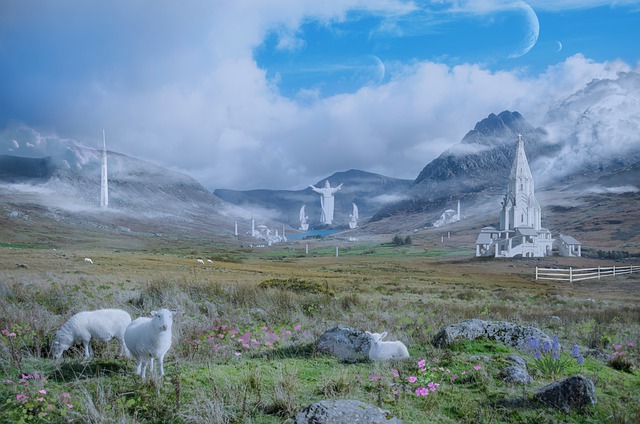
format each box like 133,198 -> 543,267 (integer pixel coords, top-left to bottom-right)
552,335 -> 560,352
571,344 -> 580,358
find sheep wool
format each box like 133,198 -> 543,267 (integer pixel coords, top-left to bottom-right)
365,331 -> 410,361
51,309 -> 132,359
124,309 -> 175,379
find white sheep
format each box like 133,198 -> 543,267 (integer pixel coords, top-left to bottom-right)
51,309 -> 131,359
84,257 -> 94,264
124,309 -> 175,379
196,259 -> 204,265
365,331 -> 410,361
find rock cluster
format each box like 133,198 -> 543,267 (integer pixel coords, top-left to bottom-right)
433,318 -> 552,352
316,325 -> 371,363
295,399 -> 402,424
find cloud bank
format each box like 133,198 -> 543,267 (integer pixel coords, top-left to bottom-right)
0,1 -> 638,191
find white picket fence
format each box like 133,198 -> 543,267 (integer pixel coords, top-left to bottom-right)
535,265 -> 640,282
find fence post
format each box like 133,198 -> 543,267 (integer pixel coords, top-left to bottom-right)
570,267 -> 573,283
598,266 -> 601,279
613,266 -> 616,277
535,267 -> 538,280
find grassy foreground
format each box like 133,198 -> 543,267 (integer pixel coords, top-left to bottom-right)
1,240 -> 639,423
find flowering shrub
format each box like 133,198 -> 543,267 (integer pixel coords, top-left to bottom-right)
407,358 -> 482,397
1,323 -> 36,374
193,322 -> 306,358
608,341 -> 636,373
526,335 -> 583,377
2,372 -> 74,423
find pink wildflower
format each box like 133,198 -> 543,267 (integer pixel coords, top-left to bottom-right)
474,365 -> 482,371
627,342 -> 635,347
408,376 -> 418,383
294,324 -> 301,331
418,359 -> 426,368
392,369 -> 399,378
39,389 -> 46,395
614,344 -> 622,351
37,397 -> 44,402
66,404 -> 73,409
369,374 -> 381,381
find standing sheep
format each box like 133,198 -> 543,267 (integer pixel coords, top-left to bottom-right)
51,309 -> 131,359
124,309 -> 175,379
365,331 -> 410,361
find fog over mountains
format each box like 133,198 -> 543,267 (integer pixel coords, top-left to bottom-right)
1,71 -> 639,245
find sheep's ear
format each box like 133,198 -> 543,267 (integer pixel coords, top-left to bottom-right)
380,332 -> 388,339
365,331 -> 371,335
170,310 -> 177,317
149,310 -> 158,316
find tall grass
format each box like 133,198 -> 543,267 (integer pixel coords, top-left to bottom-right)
0,247 -> 639,423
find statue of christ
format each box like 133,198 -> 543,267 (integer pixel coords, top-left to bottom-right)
309,180 -> 342,225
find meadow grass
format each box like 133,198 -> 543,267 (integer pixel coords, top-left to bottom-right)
1,243 -> 639,423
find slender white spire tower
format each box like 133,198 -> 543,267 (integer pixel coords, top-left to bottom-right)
100,129 -> 109,208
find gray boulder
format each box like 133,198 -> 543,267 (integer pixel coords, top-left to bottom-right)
433,319 -> 551,352
295,399 -> 402,424
316,325 -> 371,363
499,355 -> 533,384
534,375 -> 597,412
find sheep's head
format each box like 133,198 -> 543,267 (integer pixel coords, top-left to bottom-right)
150,309 -> 175,332
365,331 -> 387,345
51,333 -> 72,359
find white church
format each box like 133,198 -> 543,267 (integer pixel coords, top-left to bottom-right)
475,134 -> 581,258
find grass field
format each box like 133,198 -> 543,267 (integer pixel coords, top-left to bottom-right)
1,236 -> 639,423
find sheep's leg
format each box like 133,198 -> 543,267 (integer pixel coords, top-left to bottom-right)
139,359 -> 148,379
158,354 -> 165,377
149,357 -> 155,376
83,340 -> 92,358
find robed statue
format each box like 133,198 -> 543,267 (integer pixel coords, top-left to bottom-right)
309,180 -> 342,225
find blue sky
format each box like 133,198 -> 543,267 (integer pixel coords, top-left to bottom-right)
0,1 -> 639,191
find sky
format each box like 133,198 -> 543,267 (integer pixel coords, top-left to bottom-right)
0,0 -> 639,191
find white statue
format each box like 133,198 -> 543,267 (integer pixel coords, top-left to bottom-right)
309,180 -> 342,225
299,205 -> 309,231
349,203 -> 358,229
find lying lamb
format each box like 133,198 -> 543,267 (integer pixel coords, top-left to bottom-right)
51,309 -> 131,359
124,309 -> 175,379
365,331 -> 410,361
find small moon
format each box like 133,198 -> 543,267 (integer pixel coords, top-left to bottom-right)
555,40 -> 563,52
371,55 -> 385,84
509,1 -> 540,59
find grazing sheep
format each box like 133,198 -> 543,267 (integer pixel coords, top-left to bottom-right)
207,259 -> 213,263
84,257 -> 94,264
124,309 -> 175,379
196,259 -> 204,265
365,331 -> 410,361
51,309 -> 131,359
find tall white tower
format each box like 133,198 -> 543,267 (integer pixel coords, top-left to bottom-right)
499,134 -> 540,231
100,129 -> 109,209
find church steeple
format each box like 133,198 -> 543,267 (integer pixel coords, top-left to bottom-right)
500,134 -> 541,231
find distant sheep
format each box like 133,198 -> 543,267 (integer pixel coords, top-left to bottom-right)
207,259 -> 213,263
365,331 -> 410,361
84,257 -> 94,264
196,259 -> 204,265
51,309 -> 131,359
124,309 -> 175,379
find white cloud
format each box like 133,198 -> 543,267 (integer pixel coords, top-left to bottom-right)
1,1 -> 638,193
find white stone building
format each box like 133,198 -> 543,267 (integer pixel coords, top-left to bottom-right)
476,135 -> 556,258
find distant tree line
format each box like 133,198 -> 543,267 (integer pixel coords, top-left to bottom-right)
392,234 -> 412,246
596,250 -> 631,260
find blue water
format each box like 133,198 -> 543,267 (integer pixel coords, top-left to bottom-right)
287,229 -> 342,240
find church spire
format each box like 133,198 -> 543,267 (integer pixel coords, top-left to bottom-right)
100,129 -> 109,208
500,134 -> 541,231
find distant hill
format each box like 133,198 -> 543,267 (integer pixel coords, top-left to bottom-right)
214,169 -> 412,229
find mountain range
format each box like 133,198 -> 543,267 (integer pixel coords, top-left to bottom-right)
1,71 -> 639,251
